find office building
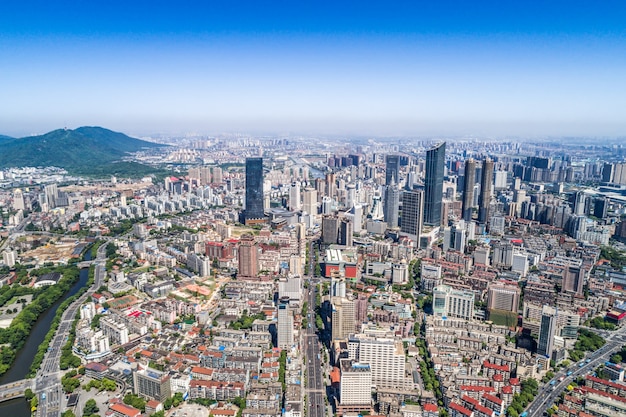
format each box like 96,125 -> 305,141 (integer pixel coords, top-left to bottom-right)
424,142 -> 446,226
277,298 -> 294,349
302,187 -> 318,215
383,183 -> 400,229
432,284 -> 475,320
339,359 -> 372,410
289,181 -> 301,211
562,265 -> 585,297
133,368 -> 172,403
244,157 -> 265,224
537,306 -> 557,359
487,284 -> 521,313
385,155 -> 400,185
332,297 -> 356,340
338,218 -> 354,247
461,158 -> 476,222
322,215 -> 340,244
400,188 -> 424,240
238,234 -> 259,279
349,336 -> 406,388
478,158 -> 494,224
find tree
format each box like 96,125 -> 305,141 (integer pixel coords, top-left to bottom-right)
611,354 -> 623,364
61,411 -> 77,417
83,398 -> 99,416
24,388 -> 34,400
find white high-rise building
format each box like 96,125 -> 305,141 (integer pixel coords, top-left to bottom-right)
302,187 -> 318,216
2,250 -> 16,268
278,276 -> 302,301
332,297 -> 355,340
339,359 -> 372,406
289,182 -> 301,211
277,300 -> 294,349
12,189 -> 25,211
348,336 -> 406,388
432,284 -> 475,320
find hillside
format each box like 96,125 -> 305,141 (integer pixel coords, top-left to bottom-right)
0,127 -> 165,177
0,134 -> 14,143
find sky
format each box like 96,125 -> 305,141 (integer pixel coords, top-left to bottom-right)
1,1 -> 626,138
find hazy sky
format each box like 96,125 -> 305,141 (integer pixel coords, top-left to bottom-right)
1,1 -> 626,137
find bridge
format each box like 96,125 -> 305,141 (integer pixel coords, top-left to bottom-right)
0,378 -> 35,403
76,260 -> 95,268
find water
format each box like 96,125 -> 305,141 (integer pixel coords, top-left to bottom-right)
0,251 -> 91,416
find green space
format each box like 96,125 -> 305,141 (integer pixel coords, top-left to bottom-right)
488,309 -> 518,327
506,378 -> 539,417
568,329 -> 605,362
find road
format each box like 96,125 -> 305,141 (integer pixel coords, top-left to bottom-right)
304,279 -> 326,417
36,242 -> 107,417
526,325 -> 626,417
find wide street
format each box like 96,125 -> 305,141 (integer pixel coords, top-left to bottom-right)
36,242 -> 107,417
526,325 -> 626,417
304,276 -> 326,417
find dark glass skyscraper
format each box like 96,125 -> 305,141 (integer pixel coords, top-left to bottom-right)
462,158 -> 476,222
244,157 -> 265,224
385,154 -> 400,185
424,142 -> 446,226
478,158 -> 494,224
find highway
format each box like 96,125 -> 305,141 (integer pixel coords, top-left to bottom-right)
35,242 -> 107,417
526,325 -> 626,417
304,278 -> 326,417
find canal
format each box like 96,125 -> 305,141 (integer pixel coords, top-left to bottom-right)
0,251 -> 92,416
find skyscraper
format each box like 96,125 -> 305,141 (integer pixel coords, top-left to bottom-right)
462,158 -> 476,222
383,182 -> 400,229
302,187 -> 318,215
331,297 -> 356,340
400,188 -> 424,239
537,306 -> 557,359
385,154 -> 400,185
244,157 -> 265,224
424,142 -> 446,226
478,158 -> 494,224
289,181 -> 301,211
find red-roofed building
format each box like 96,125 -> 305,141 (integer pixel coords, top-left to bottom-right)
145,400 -> 163,415
481,393 -> 504,415
482,361 -> 510,379
423,403 -> 439,417
450,402 -> 474,417
110,403 -> 141,417
500,386 -> 514,407
459,385 -> 495,401
191,366 -> 214,380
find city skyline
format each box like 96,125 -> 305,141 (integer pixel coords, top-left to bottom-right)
1,1 -> 626,138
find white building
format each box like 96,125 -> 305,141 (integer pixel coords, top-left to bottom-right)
348,336 -> 406,388
432,284 -> 475,320
339,359 -> 372,406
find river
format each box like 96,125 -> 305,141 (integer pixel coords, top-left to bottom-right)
0,251 -> 92,417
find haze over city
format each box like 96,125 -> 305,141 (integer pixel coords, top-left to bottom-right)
1,1 -> 626,138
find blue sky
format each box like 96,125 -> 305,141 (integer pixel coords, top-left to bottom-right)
1,1 -> 625,137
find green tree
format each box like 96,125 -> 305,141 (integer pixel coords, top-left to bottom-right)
83,398 -> 99,416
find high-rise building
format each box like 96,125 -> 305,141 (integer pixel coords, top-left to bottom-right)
385,155 -> 400,185
133,368 -> 172,403
424,142 -> 446,226
478,158 -> 494,224
562,265 -> 585,297
537,306 -> 557,359
339,359 -> 372,410
302,187 -> 318,216
244,157 -> 265,224
338,218 -> 354,247
289,181 -> 301,211
238,234 -> 259,279
487,284 -> 521,313
348,336 -> 406,388
383,183 -> 400,229
277,298 -> 294,349
12,189 -> 25,211
332,297 -> 355,340
400,188 -> 424,240
462,158 -> 476,222
432,284 -> 475,320
322,215 -> 340,244
325,172 -> 336,199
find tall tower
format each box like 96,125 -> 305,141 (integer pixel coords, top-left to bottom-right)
383,182 -> 400,229
462,158 -> 476,222
478,158 -> 494,224
424,143 -> 446,226
385,154 -> 400,185
400,188 -> 424,240
244,158 -> 265,224
238,234 -> 259,279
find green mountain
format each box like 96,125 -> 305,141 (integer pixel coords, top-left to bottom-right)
0,134 -> 14,143
0,126 -> 165,177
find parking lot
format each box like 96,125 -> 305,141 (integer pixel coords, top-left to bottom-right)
169,403 -> 212,417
